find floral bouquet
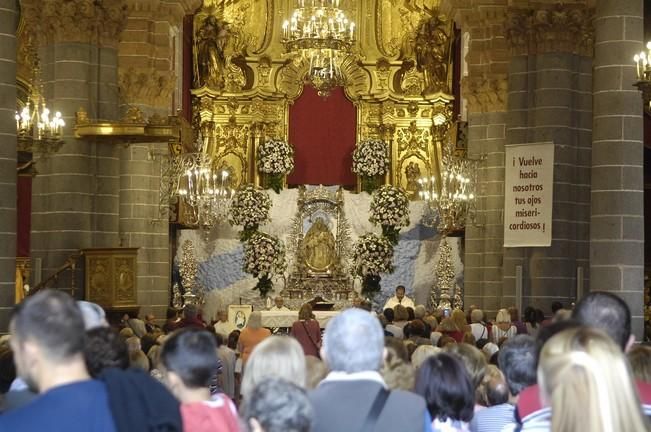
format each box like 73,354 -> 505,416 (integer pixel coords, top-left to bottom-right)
369,185 -> 410,244
352,233 -> 394,296
351,139 -> 390,193
257,139 -> 295,193
243,232 -> 286,297
228,184 -> 272,240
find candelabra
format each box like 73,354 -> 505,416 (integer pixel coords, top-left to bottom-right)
281,0 -> 355,97
634,42 -> 651,113
15,86 -> 66,154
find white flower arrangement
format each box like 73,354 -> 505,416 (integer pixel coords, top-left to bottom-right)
352,233 -> 394,285
369,185 -> 410,229
243,232 -> 286,297
228,184 -> 271,231
257,139 -> 295,176
352,139 -> 390,178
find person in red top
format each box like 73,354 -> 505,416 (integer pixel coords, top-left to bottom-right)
290,303 -> 322,357
160,328 -> 240,432
177,304 -> 206,329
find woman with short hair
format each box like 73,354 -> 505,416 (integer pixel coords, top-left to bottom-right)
491,309 -> 517,344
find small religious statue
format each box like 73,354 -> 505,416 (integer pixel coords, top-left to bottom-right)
414,12 -> 451,94
194,14 -> 230,89
405,161 -> 422,199
302,217 -> 336,273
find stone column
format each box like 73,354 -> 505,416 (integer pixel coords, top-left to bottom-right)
116,0 -> 196,319
452,2 -> 510,318
0,0 -> 17,330
24,0 -> 126,293
503,4 -> 593,313
591,0 -> 645,338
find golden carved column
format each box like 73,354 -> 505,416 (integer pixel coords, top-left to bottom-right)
22,0 -> 128,295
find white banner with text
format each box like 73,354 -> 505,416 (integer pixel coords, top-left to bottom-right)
504,142 -> 554,247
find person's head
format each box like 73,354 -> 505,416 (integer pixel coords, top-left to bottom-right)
381,345 -> 415,391
533,319 -> 581,368
462,332 -> 476,346
438,335 -> 457,348
423,315 -> 438,330
10,290 -> 87,392
240,377 -> 312,432
406,307 -> 415,320
183,304 -> 198,320
551,301 -> 563,314
508,307 -> 520,322
451,309 -> 467,329
323,308 -> 384,373
242,336 -> 306,396
385,336 -> 409,362
497,335 -> 537,398
409,319 -> 427,338
298,303 -> 312,321
217,310 -> 228,322
383,308 -> 395,323
166,308 -> 179,320
411,345 -> 441,370
395,285 -> 406,301
478,364 -> 509,407
446,343 -> 487,391
84,327 -> 129,377
77,300 -> 108,330
438,317 -> 459,332
247,311 -> 263,329
470,309 -> 484,324
415,353 -> 475,423
393,304 -> 409,322
227,330 -> 240,349
539,326 -> 648,432
274,297 -> 284,309
160,328 -> 218,399
627,344 -> 651,382
573,291 -> 633,351
495,309 -> 512,324
523,306 -> 536,323
414,305 -> 426,319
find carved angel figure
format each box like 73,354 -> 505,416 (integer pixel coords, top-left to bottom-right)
414,13 -> 452,94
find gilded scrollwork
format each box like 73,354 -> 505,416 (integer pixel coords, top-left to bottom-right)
396,120 -> 430,153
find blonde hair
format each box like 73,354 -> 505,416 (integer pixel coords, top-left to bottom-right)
627,345 -> 651,383
241,336 -> 306,397
438,317 -> 459,332
451,309 -> 468,330
247,311 -> 263,329
445,343 -> 487,390
393,304 -> 409,322
381,346 -> 415,391
539,327 -> 648,432
495,309 -> 512,324
411,345 -> 441,370
305,355 -> 329,389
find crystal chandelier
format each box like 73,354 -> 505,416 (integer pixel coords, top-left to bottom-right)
174,134 -> 235,231
15,85 -> 66,154
281,0 -> 355,97
419,139 -> 480,310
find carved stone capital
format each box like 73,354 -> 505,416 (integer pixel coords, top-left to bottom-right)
461,75 -> 508,114
21,0 -> 128,48
118,67 -> 176,109
506,4 -> 594,57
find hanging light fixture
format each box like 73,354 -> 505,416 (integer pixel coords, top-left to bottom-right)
281,0 -> 355,97
15,64 -> 66,154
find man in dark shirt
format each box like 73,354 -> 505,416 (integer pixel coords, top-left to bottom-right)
0,290 -> 117,432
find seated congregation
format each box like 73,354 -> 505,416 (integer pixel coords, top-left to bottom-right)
0,287 -> 650,432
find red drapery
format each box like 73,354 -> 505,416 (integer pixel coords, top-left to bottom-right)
16,175 -> 31,257
287,86 -> 357,187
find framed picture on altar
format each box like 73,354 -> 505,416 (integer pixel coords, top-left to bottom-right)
228,305 -> 253,330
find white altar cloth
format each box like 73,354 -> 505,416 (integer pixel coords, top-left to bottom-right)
260,310 -> 340,328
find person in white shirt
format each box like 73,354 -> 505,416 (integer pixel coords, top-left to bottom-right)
269,296 -> 290,311
383,285 -> 415,310
213,310 -> 236,339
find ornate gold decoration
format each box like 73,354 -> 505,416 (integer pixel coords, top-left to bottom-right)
375,0 -> 441,59
285,186 -> 353,300
415,11 -> 453,95
179,240 -> 200,304
118,68 -> 176,109
505,4 -> 594,57
20,0 -> 128,48
84,248 -> 138,308
74,109 -> 181,142
461,75 -> 508,113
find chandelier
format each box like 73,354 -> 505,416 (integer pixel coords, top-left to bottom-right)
15,84 -> 65,154
281,0 -> 355,97
419,138 -> 480,310
634,42 -> 651,112
174,134 -> 234,231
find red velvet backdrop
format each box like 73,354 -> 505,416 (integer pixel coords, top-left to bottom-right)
287,86 -> 357,187
17,175 -> 31,257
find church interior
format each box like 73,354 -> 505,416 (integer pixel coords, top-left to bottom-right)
1,0 -> 650,341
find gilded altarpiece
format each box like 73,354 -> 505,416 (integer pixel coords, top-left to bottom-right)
189,0 -> 456,199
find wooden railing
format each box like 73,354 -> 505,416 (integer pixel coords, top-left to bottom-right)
28,253 -> 81,298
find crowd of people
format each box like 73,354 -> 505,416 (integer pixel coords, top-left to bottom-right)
0,286 -> 650,432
